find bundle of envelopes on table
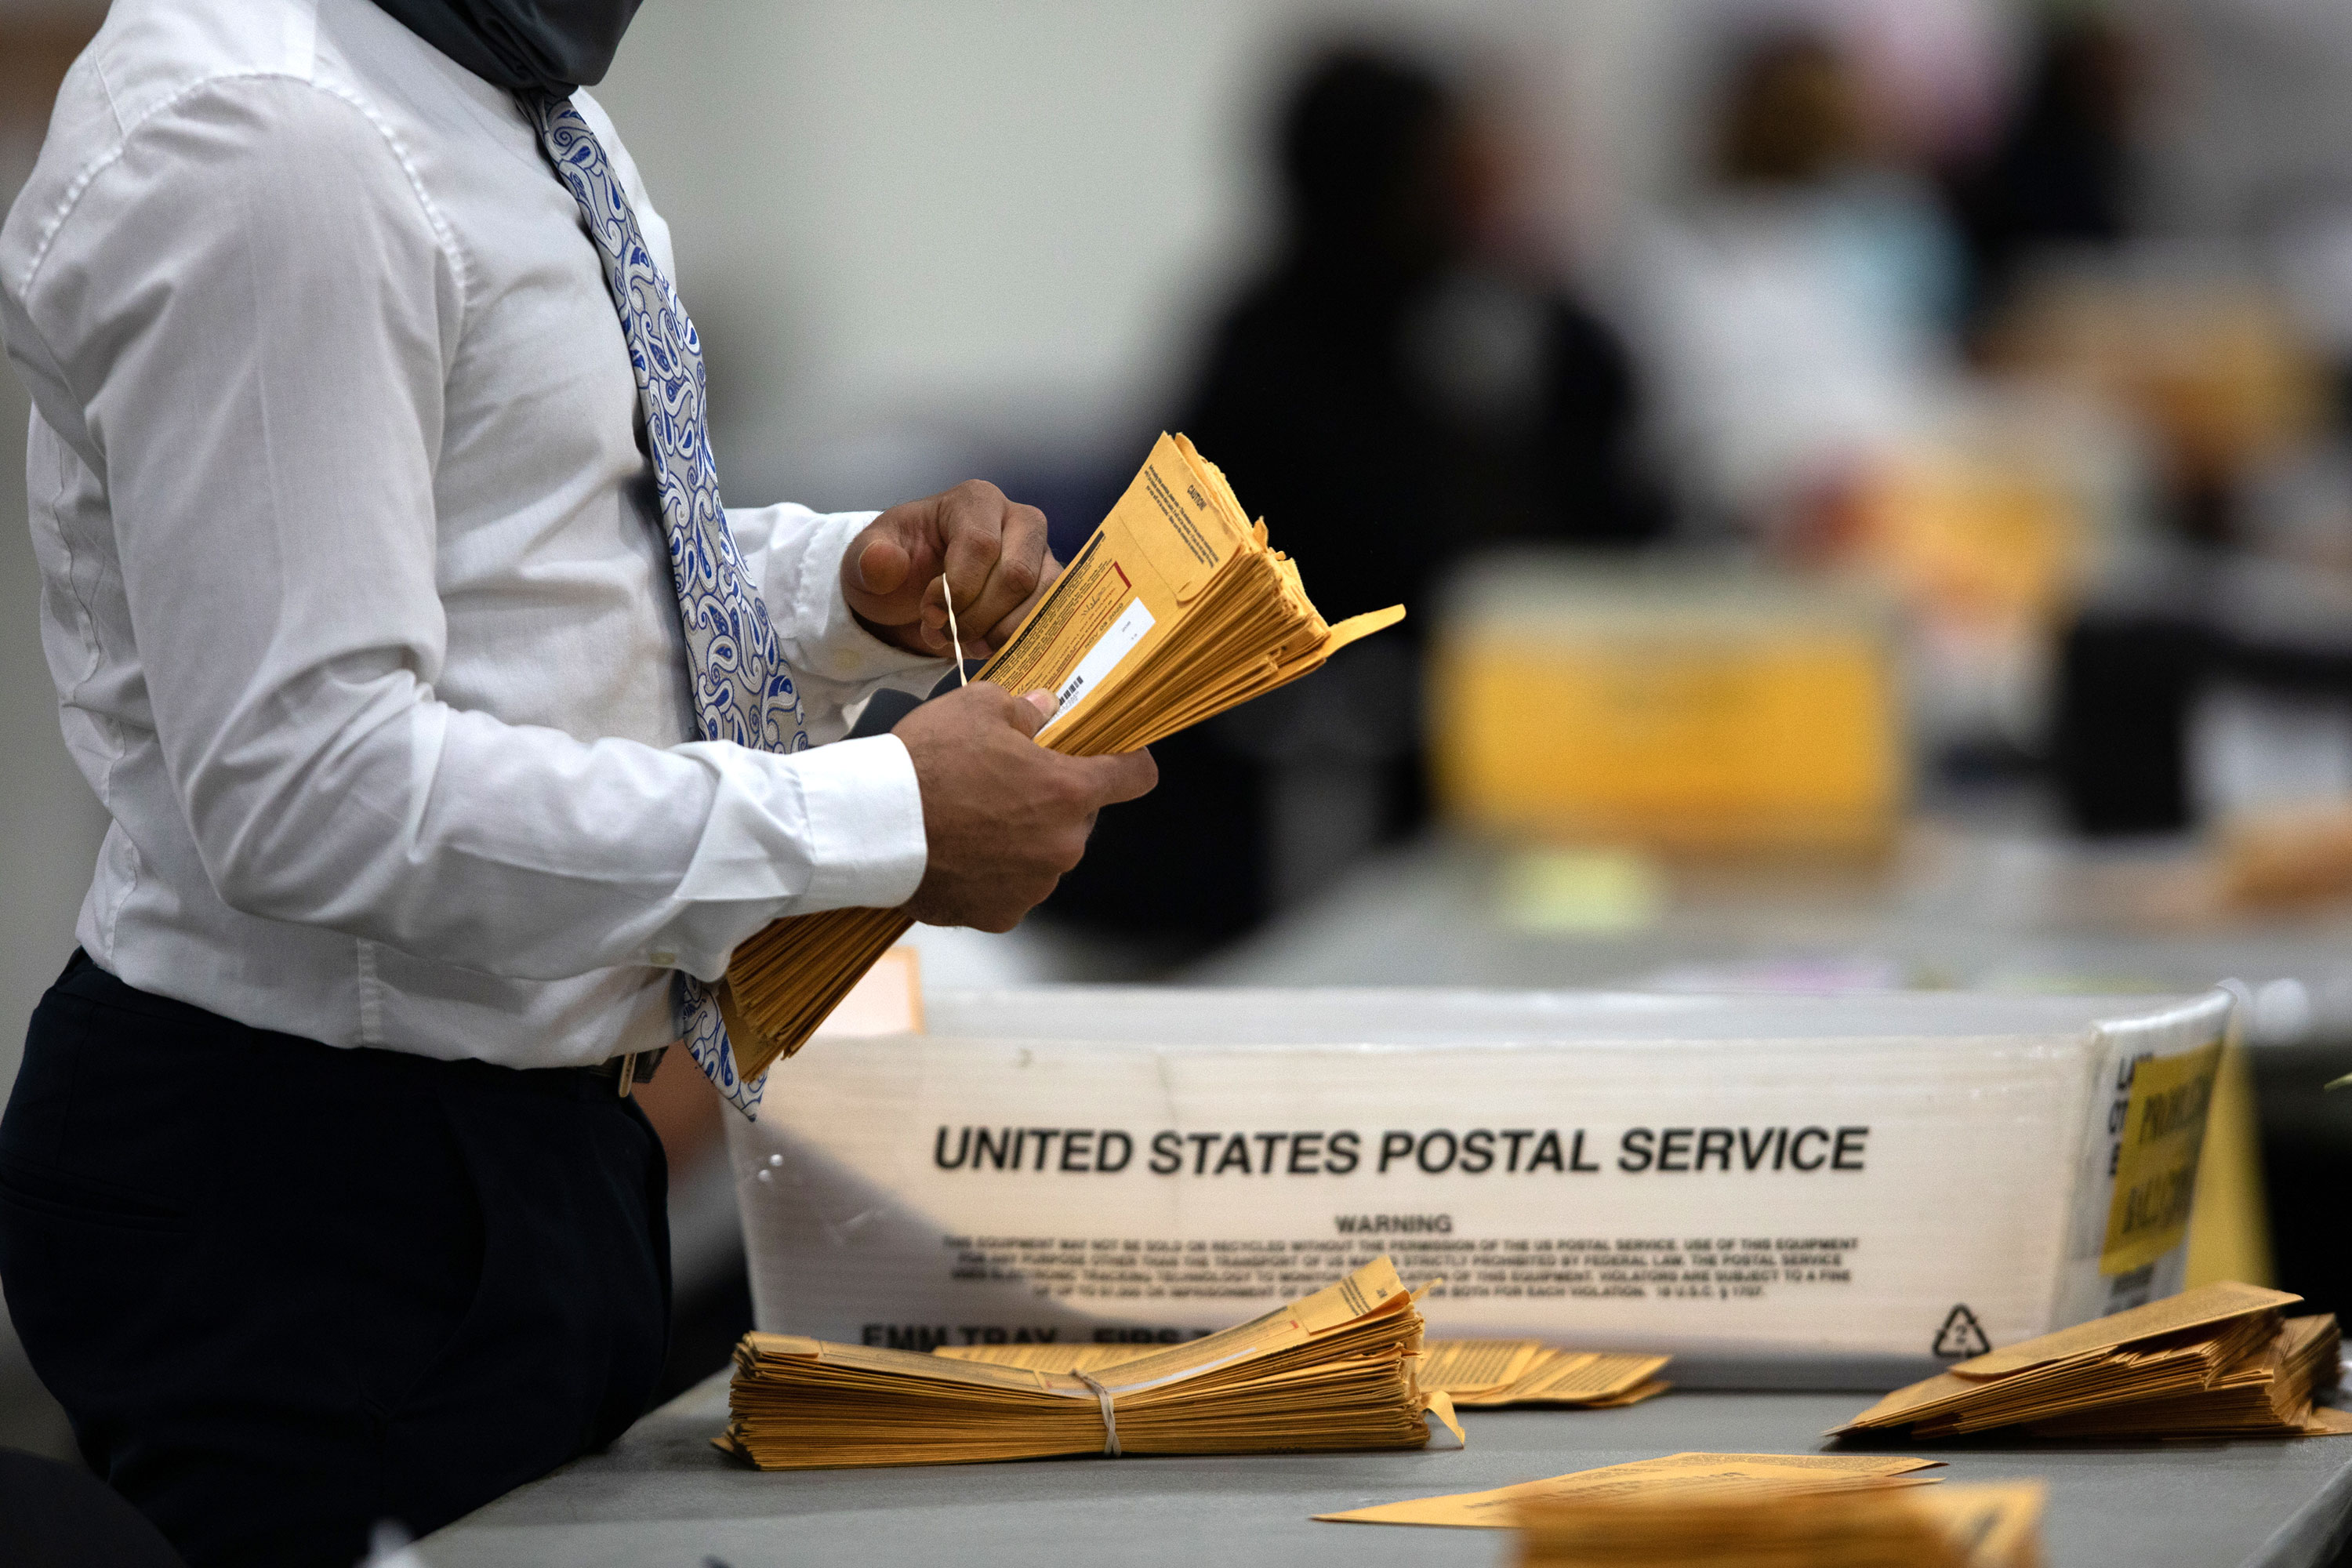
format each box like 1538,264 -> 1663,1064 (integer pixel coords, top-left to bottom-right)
943,1335 -> 1670,1412
717,432 -> 1405,1082
1835,1280 -> 2350,1441
718,1258 -> 1456,1469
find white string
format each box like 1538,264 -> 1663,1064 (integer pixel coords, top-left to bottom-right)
1073,1369 -> 1121,1456
941,575 -> 967,687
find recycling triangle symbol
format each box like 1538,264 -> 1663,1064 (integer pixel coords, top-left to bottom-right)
1933,1304 -> 1992,1359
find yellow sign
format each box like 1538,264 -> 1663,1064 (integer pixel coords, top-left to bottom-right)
1435,626 -> 1900,854
2101,1040 -> 2223,1276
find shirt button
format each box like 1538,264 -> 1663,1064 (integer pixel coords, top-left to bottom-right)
651,949 -> 677,967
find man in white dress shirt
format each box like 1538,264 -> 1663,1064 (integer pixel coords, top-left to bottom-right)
0,1 -> 1156,1562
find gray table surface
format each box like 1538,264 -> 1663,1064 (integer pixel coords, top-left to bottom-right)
419,1372 -> 2352,1568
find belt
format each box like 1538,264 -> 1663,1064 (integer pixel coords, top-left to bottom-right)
583,1045 -> 669,1098
54,949 -> 675,1098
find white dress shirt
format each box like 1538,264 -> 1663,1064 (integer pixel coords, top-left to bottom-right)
0,0 -> 948,1067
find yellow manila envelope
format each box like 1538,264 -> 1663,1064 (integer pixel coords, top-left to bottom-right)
1316,1452 -> 1943,1528
1417,1339 -> 1548,1396
1448,1349 -> 1672,1408
1512,1478 -> 2043,1567
1906,1482 -> 2048,1567
1495,1352 -> 1668,1406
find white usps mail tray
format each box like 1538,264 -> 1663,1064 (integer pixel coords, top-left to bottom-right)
727,986 -> 2232,1389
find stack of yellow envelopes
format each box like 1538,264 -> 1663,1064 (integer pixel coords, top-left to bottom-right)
2024,1312 -> 2338,1439
942,1336 -> 1670,1411
1512,1479 -> 2045,1568
720,1257 -> 1455,1469
1835,1281 -> 2349,1441
718,432 -> 1404,1082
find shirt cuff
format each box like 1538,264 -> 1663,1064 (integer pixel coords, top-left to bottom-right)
788,509 -> 956,688
797,731 -> 927,909
670,733 -> 927,927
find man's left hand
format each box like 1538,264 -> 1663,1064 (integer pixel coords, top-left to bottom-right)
843,481 -> 1060,661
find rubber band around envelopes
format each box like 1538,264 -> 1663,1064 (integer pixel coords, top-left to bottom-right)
1073,1370 -> 1121,1455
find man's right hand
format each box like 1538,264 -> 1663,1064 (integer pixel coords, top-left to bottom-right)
892,683 -> 1158,931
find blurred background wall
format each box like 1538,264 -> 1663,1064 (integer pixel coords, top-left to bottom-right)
13,0 -> 2352,1454
586,1 -> 2012,513
589,1 -> 1652,511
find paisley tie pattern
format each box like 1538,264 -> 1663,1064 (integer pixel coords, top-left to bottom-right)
526,93 -> 798,1117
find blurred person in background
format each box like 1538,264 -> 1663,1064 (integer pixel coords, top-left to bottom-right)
1629,26 -> 1969,541
1947,11 -> 2143,332
1044,45 -> 1664,951
1182,46 -> 1664,636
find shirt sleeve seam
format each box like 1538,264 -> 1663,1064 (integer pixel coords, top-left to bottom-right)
12,71 -> 475,318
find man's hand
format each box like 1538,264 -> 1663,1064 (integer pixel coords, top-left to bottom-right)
844,481 -> 1060,660
893,683 -> 1156,931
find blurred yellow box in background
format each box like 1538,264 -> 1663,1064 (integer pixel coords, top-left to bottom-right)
1432,557 -> 1904,855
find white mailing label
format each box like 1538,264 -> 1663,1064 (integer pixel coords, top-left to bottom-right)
1043,597 -> 1155,731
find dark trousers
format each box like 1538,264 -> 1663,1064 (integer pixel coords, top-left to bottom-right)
0,953 -> 672,1568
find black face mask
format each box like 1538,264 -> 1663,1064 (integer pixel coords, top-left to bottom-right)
369,0 -> 646,97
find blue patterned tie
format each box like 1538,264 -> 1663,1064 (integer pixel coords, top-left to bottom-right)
527,94 -> 797,1118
